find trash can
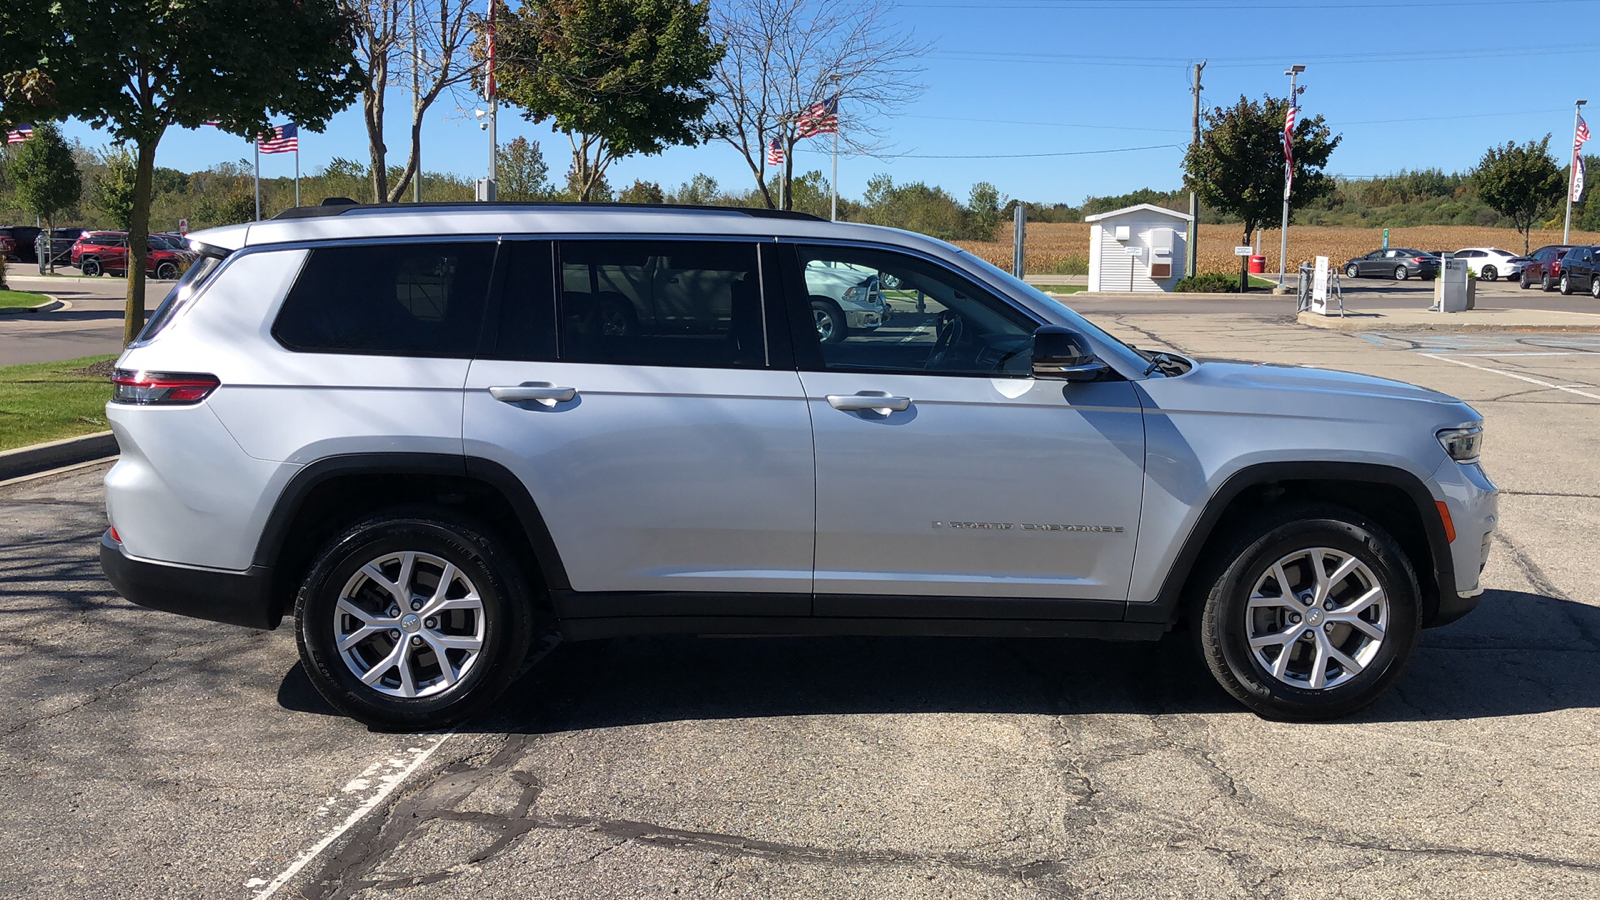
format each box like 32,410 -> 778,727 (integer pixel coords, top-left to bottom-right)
1248,255 -> 1266,274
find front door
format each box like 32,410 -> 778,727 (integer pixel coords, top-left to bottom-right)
464,239 -> 815,610
782,243 -> 1146,617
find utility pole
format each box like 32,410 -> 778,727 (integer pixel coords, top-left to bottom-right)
1187,60 -> 1205,280
1277,64 -> 1305,290
1564,98 -> 1587,243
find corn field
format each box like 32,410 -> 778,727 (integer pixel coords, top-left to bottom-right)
956,223 -> 1600,277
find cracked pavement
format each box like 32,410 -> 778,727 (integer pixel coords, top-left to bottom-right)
1,310 -> 1597,898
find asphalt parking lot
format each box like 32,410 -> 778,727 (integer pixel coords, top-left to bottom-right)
2,311 -> 1598,898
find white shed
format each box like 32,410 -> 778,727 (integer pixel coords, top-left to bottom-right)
1085,204 -> 1193,292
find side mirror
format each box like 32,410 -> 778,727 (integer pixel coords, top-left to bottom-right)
1032,325 -> 1108,382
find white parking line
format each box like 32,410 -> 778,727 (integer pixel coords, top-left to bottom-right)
248,730 -> 456,899
1421,353 -> 1600,401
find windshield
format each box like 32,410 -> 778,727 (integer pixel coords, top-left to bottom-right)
956,251 -> 1150,369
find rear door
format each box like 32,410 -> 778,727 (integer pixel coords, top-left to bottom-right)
463,239 -> 816,612
781,241 -> 1145,617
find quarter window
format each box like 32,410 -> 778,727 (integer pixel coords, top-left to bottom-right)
793,245 -> 1036,376
557,240 -> 764,368
273,242 -> 494,357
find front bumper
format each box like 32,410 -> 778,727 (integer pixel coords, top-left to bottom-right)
1428,457 -> 1498,627
100,531 -> 282,630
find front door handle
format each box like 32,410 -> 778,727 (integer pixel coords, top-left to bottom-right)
826,392 -> 911,413
490,383 -> 577,407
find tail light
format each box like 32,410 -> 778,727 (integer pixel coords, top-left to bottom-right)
1412,257 -> 1426,263
111,369 -> 220,405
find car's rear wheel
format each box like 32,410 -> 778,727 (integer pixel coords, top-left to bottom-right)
1481,265 -> 1497,281
155,261 -> 178,280
1542,273 -> 1554,291
79,258 -> 101,277
295,511 -> 534,729
1345,264 -> 1359,278
1393,265 -> 1408,281
1194,504 -> 1420,720
811,298 -> 847,343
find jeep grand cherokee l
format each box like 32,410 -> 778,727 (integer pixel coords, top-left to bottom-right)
99,202 -> 1497,729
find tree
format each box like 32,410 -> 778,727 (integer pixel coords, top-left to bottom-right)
707,0 -> 927,209
1474,136 -> 1565,254
1183,93 -> 1340,287
496,136 -> 553,200
617,179 -> 665,204
1,0 -> 363,345
93,147 -> 137,229
10,123 -> 81,272
668,173 -> 721,205
966,182 -> 1003,241
562,163 -> 612,201
495,0 -> 723,202
345,0 -> 478,203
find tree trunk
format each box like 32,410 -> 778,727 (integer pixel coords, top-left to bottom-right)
363,82 -> 389,203
388,115 -> 424,202
1239,225 -> 1251,293
124,135 -> 160,346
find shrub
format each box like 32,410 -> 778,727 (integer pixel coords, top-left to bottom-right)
1174,272 -> 1241,293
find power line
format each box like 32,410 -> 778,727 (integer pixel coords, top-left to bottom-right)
900,113 -> 1187,134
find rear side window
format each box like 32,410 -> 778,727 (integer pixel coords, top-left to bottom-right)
134,253 -> 227,344
557,240 -> 764,368
274,242 -> 494,357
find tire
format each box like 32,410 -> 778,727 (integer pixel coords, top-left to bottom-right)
1345,264 -> 1359,278
294,510 -> 535,729
1542,273 -> 1554,291
1481,265 -> 1497,281
1193,504 -> 1421,721
1561,274 -> 1573,295
1591,276 -> 1600,300
1520,271 -> 1531,289
79,258 -> 101,277
810,298 -> 847,343
155,261 -> 178,280
1393,265 -> 1408,281
587,296 -> 637,337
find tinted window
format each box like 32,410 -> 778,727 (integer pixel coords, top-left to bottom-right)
795,244 -> 1036,376
557,240 -> 764,368
274,242 -> 494,357
490,241 -> 558,361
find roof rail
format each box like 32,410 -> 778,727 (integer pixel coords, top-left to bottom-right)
271,200 -> 825,222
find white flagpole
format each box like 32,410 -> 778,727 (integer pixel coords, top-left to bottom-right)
254,140 -> 261,221
295,140 -> 301,208
829,77 -> 840,222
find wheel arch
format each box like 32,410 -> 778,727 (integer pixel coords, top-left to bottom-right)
1131,461 -> 1455,630
255,453 -> 570,624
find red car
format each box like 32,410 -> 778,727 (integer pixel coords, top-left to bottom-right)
71,231 -> 195,280
1519,244 -> 1573,291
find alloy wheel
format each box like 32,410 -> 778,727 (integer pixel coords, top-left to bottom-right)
333,550 -> 486,699
813,307 -> 836,341
1244,547 -> 1388,690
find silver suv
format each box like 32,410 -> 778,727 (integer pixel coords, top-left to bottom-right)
99,203 -> 1497,729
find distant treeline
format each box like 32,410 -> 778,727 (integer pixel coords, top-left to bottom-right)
5,138 -> 1599,237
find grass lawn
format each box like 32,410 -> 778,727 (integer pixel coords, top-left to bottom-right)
0,289 -> 51,309
0,354 -> 118,452
1029,284 -> 1087,295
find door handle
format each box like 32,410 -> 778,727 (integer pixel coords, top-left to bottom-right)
826,392 -> 911,413
490,383 -> 577,407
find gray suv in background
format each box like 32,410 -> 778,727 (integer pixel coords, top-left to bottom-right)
99,203 -> 1497,729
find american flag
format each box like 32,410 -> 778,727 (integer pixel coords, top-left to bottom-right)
1573,114 -> 1591,203
1282,105 -> 1297,200
767,138 -> 784,166
258,123 -> 298,154
795,95 -> 838,139
6,123 -> 33,144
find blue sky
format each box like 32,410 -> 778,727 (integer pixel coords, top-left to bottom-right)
54,0 -> 1599,206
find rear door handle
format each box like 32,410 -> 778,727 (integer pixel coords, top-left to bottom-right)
826,392 -> 911,413
490,383 -> 577,407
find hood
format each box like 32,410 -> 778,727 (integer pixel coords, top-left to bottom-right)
1184,359 -> 1460,405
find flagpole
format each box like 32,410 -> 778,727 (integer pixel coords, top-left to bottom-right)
1565,99 -> 1587,243
254,140 -> 261,221
829,75 -> 840,222
1277,64 -> 1304,290
295,141 -> 301,208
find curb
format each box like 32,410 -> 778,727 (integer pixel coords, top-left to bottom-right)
0,431 -> 118,481
1295,310 -> 1600,332
0,294 -> 62,315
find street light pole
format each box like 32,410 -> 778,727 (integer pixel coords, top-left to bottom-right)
829,73 -> 841,222
1564,98 -> 1587,243
1277,64 -> 1304,289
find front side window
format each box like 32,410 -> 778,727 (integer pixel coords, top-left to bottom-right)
274,242 -> 494,357
557,240 -> 764,368
794,244 -> 1036,376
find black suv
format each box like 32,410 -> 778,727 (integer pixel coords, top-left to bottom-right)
0,225 -> 42,263
1555,245 -> 1600,298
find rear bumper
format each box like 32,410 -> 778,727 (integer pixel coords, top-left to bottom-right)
99,531 -> 282,630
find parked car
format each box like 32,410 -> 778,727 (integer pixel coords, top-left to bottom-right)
1449,247 -> 1526,281
71,230 -> 195,279
1342,248 -> 1440,281
804,259 -> 890,342
40,228 -> 80,268
1553,245 -> 1600,297
1519,245 -> 1573,291
99,202 -> 1496,729
0,225 -> 42,263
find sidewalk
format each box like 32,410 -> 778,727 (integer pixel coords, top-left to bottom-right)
1297,305 -> 1600,331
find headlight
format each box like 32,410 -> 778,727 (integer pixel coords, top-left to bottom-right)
1437,424 -> 1483,463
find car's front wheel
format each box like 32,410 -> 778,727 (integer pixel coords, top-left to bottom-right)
1345,264 -> 1359,278
810,298 -> 847,343
1591,276 -> 1600,300
1194,505 -> 1420,720
1520,271 -> 1532,289
295,511 -> 534,729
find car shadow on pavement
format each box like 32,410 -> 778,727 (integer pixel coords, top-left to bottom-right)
275,586 -> 1600,730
